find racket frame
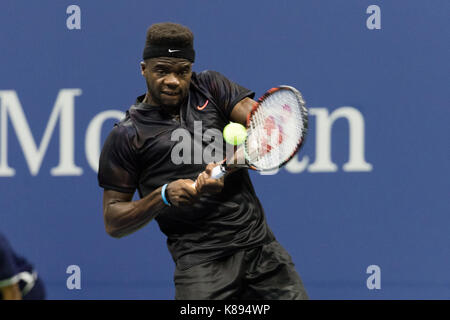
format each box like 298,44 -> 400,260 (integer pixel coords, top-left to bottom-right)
209,85 -> 308,179
241,85 -> 308,172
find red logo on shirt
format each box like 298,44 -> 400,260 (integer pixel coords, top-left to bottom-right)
197,100 -> 209,110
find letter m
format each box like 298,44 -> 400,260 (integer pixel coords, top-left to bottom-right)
0,89 -> 83,176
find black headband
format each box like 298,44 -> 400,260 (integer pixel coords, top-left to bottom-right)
142,45 -> 195,62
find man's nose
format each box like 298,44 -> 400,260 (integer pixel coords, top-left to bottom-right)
164,73 -> 180,87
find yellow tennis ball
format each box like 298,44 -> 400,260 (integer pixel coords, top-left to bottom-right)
223,122 -> 247,145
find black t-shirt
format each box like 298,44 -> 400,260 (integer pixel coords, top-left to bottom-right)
98,70 -> 275,269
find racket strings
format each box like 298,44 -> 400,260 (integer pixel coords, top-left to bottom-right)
245,89 -> 306,170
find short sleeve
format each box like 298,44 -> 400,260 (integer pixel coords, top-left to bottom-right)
197,71 -> 255,119
98,124 -> 139,194
0,234 -> 19,286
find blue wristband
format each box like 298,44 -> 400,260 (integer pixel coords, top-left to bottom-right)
161,183 -> 171,206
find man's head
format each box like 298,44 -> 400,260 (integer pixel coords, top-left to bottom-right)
140,22 -> 195,108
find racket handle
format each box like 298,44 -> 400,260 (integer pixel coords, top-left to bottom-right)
192,165 -> 226,188
210,165 -> 226,179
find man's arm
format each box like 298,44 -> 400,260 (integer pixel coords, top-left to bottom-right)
103,179 -> 199,238
1,283 -> 22,300
230,97 -> 255,126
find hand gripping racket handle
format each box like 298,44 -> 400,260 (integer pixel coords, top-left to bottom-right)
192,165 -> 226,188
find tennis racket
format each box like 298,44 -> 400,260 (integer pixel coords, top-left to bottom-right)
195,85 -> 308,184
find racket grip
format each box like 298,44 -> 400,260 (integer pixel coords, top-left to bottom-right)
210,165 -> 226,179
192,165 -> 226,188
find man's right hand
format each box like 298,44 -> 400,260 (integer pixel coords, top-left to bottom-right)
166,179 -> 199,207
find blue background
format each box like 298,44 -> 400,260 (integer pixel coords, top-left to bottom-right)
0,0 -> 449,299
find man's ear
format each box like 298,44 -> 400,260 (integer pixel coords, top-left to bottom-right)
140,61 -> 146,76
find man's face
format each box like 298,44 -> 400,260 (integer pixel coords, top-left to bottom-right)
141,57 -> 192,108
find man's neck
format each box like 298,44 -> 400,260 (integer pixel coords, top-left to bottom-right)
142,92 -> 155,105
143,92 -> 180,117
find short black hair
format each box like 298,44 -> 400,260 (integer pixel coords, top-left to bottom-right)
145,22 -> 194,48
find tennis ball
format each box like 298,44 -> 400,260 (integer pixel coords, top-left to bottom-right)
223,122 -> 247,145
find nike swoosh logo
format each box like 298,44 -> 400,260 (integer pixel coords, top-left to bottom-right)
168,49 -> 180,53
197,100 -> 209,110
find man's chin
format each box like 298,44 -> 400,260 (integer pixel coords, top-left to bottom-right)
161,100 -> 181,108
160,95 -> 185,108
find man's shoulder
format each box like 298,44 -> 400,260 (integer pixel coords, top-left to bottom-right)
191,70 -> 230,95
193,70 -> 225,82
107,111 -> 135,141
113,109 -> 133,128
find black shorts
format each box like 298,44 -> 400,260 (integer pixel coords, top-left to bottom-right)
174,240 -> 308,300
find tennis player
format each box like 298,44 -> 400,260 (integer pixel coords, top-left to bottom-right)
98,22 -> 308,300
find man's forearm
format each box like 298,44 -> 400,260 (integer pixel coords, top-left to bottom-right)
104,187 -> 166,238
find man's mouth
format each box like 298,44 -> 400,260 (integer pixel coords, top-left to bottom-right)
161,91 -> 180,96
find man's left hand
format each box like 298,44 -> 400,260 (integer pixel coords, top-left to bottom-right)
195,163 -> 225,194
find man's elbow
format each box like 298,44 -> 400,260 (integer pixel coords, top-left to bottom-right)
103,208 -> 122,238
105,226 -> 122,238
103,217 -> 124,238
